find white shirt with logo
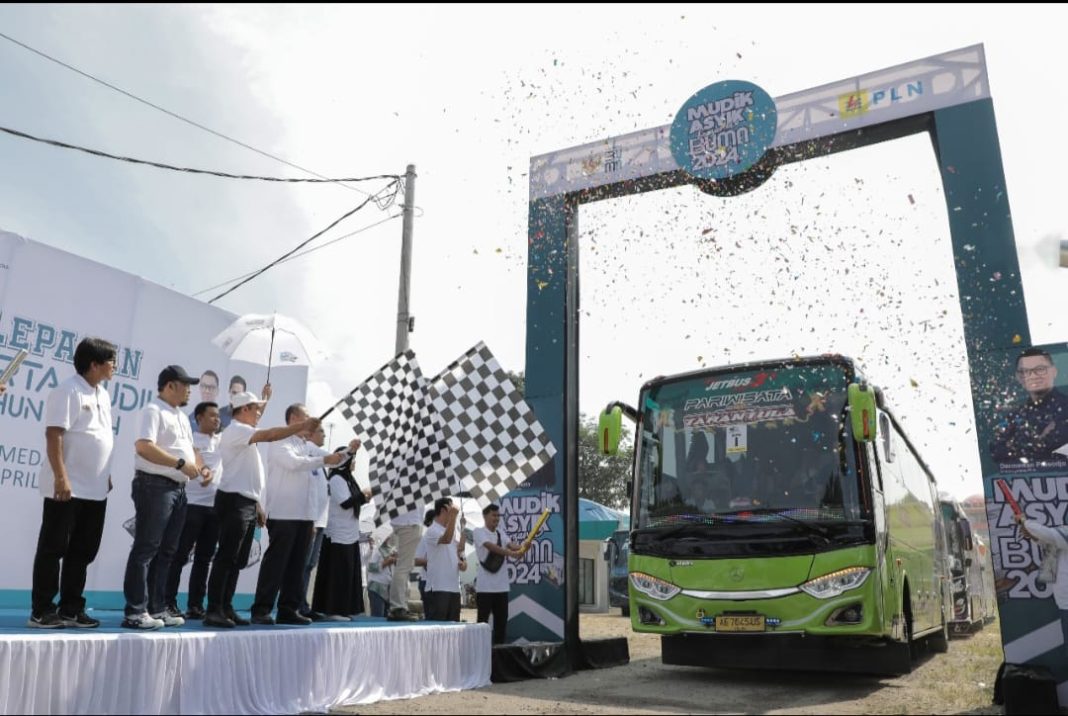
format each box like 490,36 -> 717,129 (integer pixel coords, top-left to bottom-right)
307,444 -> 331,529
423,521 -> 461,594
474,526 -> 511,594
134,397 -> 196,483
265,434 -> 326,521
217,421 -> 265,501
38,374 -> 114,501
188,431 -> 222,507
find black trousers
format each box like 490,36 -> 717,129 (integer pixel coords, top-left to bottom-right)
164,503 -> 220,610
251,518 -> 312,616
206,490 -> 257,613
311,536 -> 364,616
424,590 -> 461,622
31,497 -> 107,616
476,591 -> 509,644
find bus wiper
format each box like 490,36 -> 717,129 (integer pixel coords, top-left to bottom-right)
716,509 -> 833,545
641,521 -> 720,540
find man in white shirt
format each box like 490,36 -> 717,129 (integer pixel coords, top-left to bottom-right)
388,506 -> 426,621
300,424 -> 331,620
251,403 -> 350,625
1017,511 -> 1068,650
29,338 -> 117,629
474,503 -> 527,644
164,400 -> 223,620
417,497 -> 467,621
122,365 -> 213,630
203,393 -> 320,629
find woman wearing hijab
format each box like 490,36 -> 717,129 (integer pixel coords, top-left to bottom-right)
312,449 -> 369,618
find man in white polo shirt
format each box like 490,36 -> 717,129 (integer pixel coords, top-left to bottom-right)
251,403 -> 350,625
122,365 -> 213,630
203,391 -> 319,629
164,400 -> 224,620
28,338 -> 117,629
419,497 -> 467,622
474,503 -> 527,644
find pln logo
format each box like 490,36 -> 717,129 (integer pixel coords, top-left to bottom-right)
278,351 -> 299,364
838,90 -> 869,118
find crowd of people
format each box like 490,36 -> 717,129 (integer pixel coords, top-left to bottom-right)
22,337 -> 526,640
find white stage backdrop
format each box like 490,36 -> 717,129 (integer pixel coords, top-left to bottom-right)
0,230 -> 308,609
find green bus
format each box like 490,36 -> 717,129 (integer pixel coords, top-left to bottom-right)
599,355 -> 951,674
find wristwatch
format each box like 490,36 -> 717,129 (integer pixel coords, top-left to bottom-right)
175,458 -> 186,472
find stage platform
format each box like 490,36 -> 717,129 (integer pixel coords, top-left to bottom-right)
0,609 -> 491,714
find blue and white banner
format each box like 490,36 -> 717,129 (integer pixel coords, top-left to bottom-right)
0,229 -> 307,609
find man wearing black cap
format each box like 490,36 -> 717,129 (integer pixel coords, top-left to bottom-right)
122,365 -> 213,630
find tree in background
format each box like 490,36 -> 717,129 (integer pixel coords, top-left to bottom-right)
507,371 -> 632,510
578,413 -> 633,510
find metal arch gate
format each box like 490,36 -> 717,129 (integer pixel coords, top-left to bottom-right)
513,44 -> 1028,671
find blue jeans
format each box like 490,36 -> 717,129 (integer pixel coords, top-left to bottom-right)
369,589 -> 389,617
301,527 -> 325,613
123,473 -> 187,616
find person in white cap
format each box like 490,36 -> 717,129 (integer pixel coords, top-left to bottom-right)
204,390 -> 319,629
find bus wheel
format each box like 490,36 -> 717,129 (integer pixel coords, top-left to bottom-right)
929,596 -> 950,654
884,590 -> 913,675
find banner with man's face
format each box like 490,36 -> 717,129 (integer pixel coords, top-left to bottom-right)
981,342 -> 1068,699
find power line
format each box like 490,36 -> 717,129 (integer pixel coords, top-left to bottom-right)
0,124 -> 399,184
0,29 -> 379,198
208,178 -> 401,304
192,210 -> 403,297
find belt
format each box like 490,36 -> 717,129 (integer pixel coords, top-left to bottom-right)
134,470 -> 185,488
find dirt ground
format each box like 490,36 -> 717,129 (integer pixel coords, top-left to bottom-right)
340,609 -> 1004,715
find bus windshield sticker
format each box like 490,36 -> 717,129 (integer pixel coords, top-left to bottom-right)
725,424 -> 748,454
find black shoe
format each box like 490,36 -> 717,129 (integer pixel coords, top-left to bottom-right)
387,608 -> 419,622
203,611 -> 235,629
58,610 -> 100,628
250,613 -> 276,625
276,610 -> 312,625
185,605 -> 206,620
303,610 -> 327,622
27,612 -> 66,629
225,608 -> 251,626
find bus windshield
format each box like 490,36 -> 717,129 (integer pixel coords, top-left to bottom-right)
635,362 -> 864,534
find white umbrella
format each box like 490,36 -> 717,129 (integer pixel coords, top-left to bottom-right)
212,312 -> 328,382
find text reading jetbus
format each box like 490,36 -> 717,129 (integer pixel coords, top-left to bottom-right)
599,355 -> 951,673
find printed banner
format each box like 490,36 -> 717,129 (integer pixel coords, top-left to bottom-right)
980,342 -> 1068,701
0,230 -> 307,609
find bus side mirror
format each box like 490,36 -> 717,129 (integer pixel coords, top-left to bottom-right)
599,406 -> 624,455
848,383 -> 878,443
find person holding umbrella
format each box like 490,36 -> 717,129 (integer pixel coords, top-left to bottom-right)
203,391 -> 317,628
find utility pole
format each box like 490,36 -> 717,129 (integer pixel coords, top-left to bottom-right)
395,164 -> 417,354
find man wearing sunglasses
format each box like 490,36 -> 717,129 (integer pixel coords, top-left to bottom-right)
990,348 -> 1068,465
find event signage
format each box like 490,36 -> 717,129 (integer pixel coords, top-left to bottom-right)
669,79 -> 777,181
0,230 -> 308,609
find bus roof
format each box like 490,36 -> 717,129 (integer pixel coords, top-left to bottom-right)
638,354 -> 863,395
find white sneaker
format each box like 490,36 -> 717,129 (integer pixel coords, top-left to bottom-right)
154,610 -> 185,627
122,612 -> 164,630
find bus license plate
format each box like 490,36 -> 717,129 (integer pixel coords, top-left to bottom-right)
715,615 -> 765,632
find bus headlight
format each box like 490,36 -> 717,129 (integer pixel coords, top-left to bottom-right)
630,572 -> 681,601
800,567 -> 871,599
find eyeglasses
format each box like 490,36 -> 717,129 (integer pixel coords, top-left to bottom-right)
1017,366 -> 1051,378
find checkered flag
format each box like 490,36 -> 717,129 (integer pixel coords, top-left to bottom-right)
336,350 -> 455,529
429,342 -> 557,506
